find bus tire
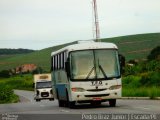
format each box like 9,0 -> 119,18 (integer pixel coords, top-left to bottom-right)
109,99 -> 116,107
49,98 -> 54,101
57,90 -> 64,107
36,99 -> 40,102
91,101 -> 101,106
69,101 -> 75,109
58,100 -> 64,107
66,90 -> 75,108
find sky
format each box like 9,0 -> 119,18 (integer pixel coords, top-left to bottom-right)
0,0 -> 160,50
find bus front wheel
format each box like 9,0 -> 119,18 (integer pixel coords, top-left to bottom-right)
66,90 -> 75,108
69,101 -> 75,108
109,99 -> 116,107
91,101 -> 101,106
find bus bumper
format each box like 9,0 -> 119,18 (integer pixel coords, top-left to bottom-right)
70,89 -> 121,103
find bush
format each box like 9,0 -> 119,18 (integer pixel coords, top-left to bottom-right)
122,75 -> 141,88
124,64 -> 144,76
32,67 -> 44,74
0,84 -> 19,103
140,72 -> 160,86
146,60 -> 160,72
0,85 -> 12,101
124,60 -> 160,77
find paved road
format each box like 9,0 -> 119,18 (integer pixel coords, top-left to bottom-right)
0,90 -> 159,120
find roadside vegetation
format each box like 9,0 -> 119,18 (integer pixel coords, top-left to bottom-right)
122,46 -> 160,98
0,83 -> 19,104
0,74 -> 33,104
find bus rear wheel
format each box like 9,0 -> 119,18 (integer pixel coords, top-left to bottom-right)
57,90 -> 64,107
109,99 -> 116,107
58,100 -> 65,107
36,99 -> 40,102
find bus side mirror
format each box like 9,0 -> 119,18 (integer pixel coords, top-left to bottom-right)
65,61 -> 71,78
33,83 -> 35,88
119,54 -> 125,74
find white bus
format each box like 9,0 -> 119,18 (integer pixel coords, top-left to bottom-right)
51,41 -> 123,108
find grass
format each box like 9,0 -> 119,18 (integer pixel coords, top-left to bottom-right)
0,33 -> 160,71
0,74 -> 34,91
122,86 -> 160,99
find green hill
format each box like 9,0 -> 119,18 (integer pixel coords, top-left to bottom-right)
0,42 -> 73,71
102,33 -> 160,60
0,33 -> 160,72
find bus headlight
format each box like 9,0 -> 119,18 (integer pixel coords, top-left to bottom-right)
109,85 -> 121,90
71,88 -> 85,92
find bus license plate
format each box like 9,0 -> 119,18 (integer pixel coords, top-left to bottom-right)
93,98 -> 102,101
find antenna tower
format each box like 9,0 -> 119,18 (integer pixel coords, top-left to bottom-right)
92,0 -> 100,42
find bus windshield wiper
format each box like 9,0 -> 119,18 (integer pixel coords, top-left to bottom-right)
86,66 -> 95,79
99,65 -> 108,79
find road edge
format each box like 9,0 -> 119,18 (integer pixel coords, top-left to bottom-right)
119,97 -> 160,100
14,90 -> 32,103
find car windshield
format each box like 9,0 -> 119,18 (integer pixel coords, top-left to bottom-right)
36,81 -> 52,89
70,49 -> 120,80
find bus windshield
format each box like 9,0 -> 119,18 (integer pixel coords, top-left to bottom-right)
36,81 -> 52,89
70,49 -> 120,80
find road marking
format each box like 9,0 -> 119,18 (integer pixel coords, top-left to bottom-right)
135,107 -> 150,110
60,109 -> 70,113
40,104 -> 45,107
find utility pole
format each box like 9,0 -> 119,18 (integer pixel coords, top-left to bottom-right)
92,0 -> 100,42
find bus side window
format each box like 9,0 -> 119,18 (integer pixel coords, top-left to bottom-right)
54,56 -> 55,70
51,57 -> 53,71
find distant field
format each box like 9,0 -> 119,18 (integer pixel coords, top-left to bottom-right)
0,33 -> 160,71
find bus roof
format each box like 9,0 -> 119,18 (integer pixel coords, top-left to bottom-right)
51,42 -> 118,56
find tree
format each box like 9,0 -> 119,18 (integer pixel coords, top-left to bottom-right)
147,46 -> 160,61
32,67 -> 44,74
0,70 -> 10,78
